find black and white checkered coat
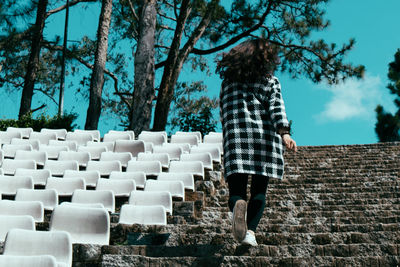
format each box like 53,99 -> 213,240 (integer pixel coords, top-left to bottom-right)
220,76 -> 290,180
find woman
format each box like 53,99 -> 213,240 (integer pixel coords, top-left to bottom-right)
216,38 -> 297,246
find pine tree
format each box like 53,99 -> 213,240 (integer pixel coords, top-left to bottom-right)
375,49 -> 400,142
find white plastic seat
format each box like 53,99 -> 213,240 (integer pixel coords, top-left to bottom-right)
127,160 -> 162,176
0,175 -> 34,196
11,138 -> 40,150
100,151 -> 132,168
86,160 -> 121,177
129,190 -> 172,214
114,140 -> 145,157
203,133 -> 223,151
65,132 -> 93,146
1,159 -> 36,175
58,151 -> 91,168
107,130 -> 134,140
193,143 -> 223,159
15,150 -> 47,167
166,142 -> 191,153
48,140 -> 78,151
0,200 -> 44,222
119,204 -> 166,226
140,130 -> 167,139
0,255 -> 58,267
138,132 -> 167,146
39,145 -> 69,160
96,178 -> 136,197
44,160 -> 79,176
29,132 -> 57,145
144,142 -> 154,153
145,179 -> 185,200
169,160 -> 204,179
77,146 -> 107,160
50,204 -> 110,245
15,169 -> 51,186
137,152 -> 170,169
86,141 -> 114,152
170,134 -> 199,147
3,228 -> 72,267
109,171 -> 146,189
45,177 -> 85,197
15,188 -> 58,211
60,202 -> 105,209
63,170 -> 100,188
180,152 -> 213,170
0,131 -> 22,145
7,127 -> 33,139
176,131 -> 202,142
40,128 -> 68,140
157,172 -> 195,191
71,189 -> 115,213
153,145 -> 183,161
103,132 -> 131,142
0,215 -> 35,242
2,144 -> 33,158
74,129 -> 100,142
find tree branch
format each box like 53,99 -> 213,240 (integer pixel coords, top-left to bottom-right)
124,0 -> 140,21
31,103 -> 47,113
157,10 -> 177,22
191,2 -> 274,55
46,0 -> 97,18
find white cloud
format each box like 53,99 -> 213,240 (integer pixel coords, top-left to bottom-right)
316,74 -> 383,122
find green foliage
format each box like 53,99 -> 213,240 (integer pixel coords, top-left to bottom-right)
0,113 -> 77,131
169,81 -> 219,136
375,49 -> 400,142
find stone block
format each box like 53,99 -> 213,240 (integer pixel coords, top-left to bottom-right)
73,244 -> 102,263
312,233 -> 332,245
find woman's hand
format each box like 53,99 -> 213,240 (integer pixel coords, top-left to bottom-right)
282,134 -> 297,152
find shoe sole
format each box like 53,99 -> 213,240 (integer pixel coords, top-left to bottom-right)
232,200 -> 247,242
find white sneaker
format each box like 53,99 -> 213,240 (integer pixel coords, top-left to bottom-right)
241,231 -> 258,246
232,200 -> 247,242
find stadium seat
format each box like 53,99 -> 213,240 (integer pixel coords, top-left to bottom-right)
74,129 -> 100,142
109,171 -> 146,189
138,132 -> 167,146
100,151 -> 132,168
126,160 -> 162,177
71,189 -> 115,213
3,228 -> 72,267
48,140 -> 78,151
86,141 -> 114,152
145,180 -> 185,200
153,145 -> 183,161
44,160 -> 79,176
96,178 -> 135,197
77,146 -> 107,160
65,132 -> 93,146
45,177 -> 85,197
58,151 -> 91,168
192,144 -> 222,162
40,128 -> 67,140
0,255 -> 58,267
0,131 -> 22,145
0,175 -> 34,196
175,131 -> 202,142
15,150 -> 47,167
118,204 -> 166,226
0,200 -> 43,222
2,144 -> 32,159
170,134 -> 199,147
1,159 -> 36,175
39,145 -> 69,160
107,130 -> 134,140
86,160 -> 121,177
6,127 -> 33,139
137,152 -> 170,169
114,140 -> 145,157
180,152 -> 213,170
15,188 -> 58,211
157,172 -> 195,191
129,190 -> 172,214
63,170 -> 100,188
0,215 -> 35,242
103,132 -> 131,142
29,132 -> 57,145
50,204 -> 110,245
15,169 -> 51,187
11,138 -> 40,150
169,161 -> 204,179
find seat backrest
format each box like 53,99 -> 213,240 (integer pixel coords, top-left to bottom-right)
145,179 -> 185,200
86,160 -> 121,176
0,215 -> 35,242
7,127 -> 33,139
15,168 -> 51,186
29,132 -> 57,145
152,145 -> 183,161
157,172 -> 195,191
63,170 -> 100,187
0,200 -> 43,222
40,129 -> 68,140
107,130 -> 135,139
65,132 -> 93,146
170,134 -> 199,146
99,151 -> 132,167
15,150 -> 47,166
71,189 -> 115,213
129,190 -> 172,214
180,152 -> 212,169
15,188 -> 58,211
44,160 -> 79,176
48,140 -> 78,151
114,140 -> 145,157
96,179 -> 136,197
2,144 -> 33,158
0,255 -> 58,267
1,159 -> 36,175
77,146 -> 107,160
118,204 -> 166,225
0,131 -> 22,144
137,133 -> 167,146
86,141 -> 114,152
137,152 -> 170,168
3,228 -> 72,266
0,175 -> 34,195
175,131 -> 202,142
58,151 -> 91,167
45,177 -> 85,197
109,171 -> 146,189
74,129 -> 100,142
11,138 -> 40,150
126,160 -> 162,176
50,205 -> 110,245
39,145 -> 69,160
169,161 -> 204,178
103,132 -> 131,142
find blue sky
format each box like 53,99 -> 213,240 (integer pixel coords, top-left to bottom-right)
1,0 -> 400,146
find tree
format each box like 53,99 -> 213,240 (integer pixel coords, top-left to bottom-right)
122,0 -> 364,132
85,0 -> 113,130
375,49 -> 400,142
19,0 -> 49,118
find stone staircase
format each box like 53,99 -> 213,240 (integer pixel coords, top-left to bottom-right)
63,143 -> 400,266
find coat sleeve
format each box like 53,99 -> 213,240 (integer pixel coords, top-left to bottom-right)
268,77 -> 291,132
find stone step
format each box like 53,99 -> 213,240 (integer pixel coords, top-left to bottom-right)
98,254 -> 400,267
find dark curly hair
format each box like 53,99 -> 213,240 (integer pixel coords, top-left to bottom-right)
215,38 -> 280,82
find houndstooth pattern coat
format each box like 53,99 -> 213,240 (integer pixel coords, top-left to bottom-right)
220,76 -> 290,180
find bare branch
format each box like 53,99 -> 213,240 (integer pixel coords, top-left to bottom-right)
191,2 -> 274,55
125,0 -> 140,21
46,0 -> 97,18
34,87 -> 58,105
159,25 -> 175,31
157,10 -> 177,22
155,44 -> 171,50
31,103 -> 47,113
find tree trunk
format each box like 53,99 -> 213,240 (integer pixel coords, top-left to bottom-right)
152,0 -> 216,131
18,0 -> 48,119
85,0 -> 113,130
128,0 -> 157,134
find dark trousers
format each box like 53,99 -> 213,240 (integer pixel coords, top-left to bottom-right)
227,173 -> 270,232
